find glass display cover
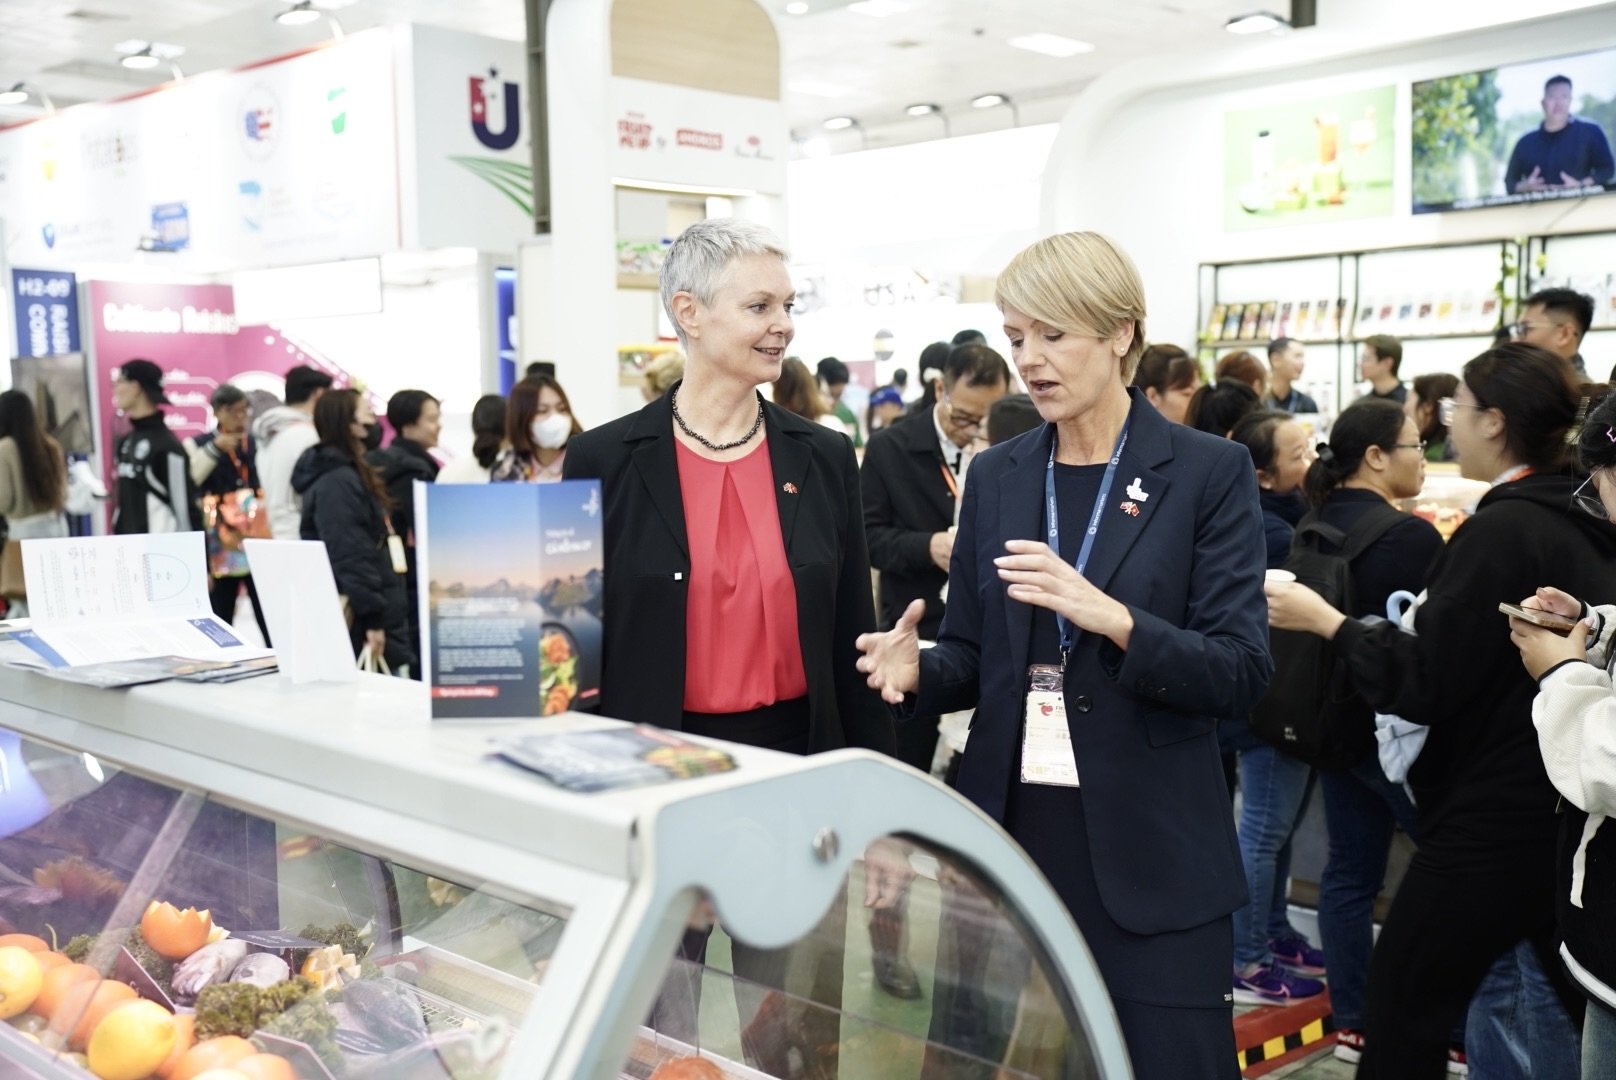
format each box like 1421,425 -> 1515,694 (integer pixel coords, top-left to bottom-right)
0,725 -> 567,1079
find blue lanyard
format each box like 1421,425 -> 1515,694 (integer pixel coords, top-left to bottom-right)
1044,418 -> 1130,662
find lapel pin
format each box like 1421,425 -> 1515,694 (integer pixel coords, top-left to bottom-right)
1120,501 -> 1140,517
1125,477 -> 1149,502
783,482 -> 799,495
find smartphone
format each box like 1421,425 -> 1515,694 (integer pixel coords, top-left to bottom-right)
1498,602 -> 1580,634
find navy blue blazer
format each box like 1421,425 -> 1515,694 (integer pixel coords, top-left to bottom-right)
915,389 -> 1271,935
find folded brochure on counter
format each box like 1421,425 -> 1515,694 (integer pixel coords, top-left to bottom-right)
495,726 -> 737,792
415,480 -> 602,719
10,533 -> 273,671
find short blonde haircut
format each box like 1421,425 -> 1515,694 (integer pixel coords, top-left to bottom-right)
995,231 -> 1149,382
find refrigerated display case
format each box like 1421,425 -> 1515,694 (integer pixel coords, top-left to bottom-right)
0,667 -> 1133,1079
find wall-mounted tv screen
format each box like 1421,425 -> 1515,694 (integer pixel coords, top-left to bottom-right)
1412,45 -> 1616,214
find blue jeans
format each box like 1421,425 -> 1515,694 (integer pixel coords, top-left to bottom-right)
1466,940 -> 1581,1080
1317,757 -> 1418,1030
1232,745 -> 1315,968
1587,999 -> 1616,1080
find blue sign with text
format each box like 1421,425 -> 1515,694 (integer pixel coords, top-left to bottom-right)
12,269 -> 80,357
496,266 -> 517,393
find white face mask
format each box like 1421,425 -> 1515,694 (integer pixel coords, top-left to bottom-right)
531,413 -> 572,450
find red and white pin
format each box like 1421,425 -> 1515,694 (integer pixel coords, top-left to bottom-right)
1120,501 -> 1141,517
783,482 -> 799,495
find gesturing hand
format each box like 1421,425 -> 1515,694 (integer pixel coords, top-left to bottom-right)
994,540 -> 1133,648
855,598 -> 924,704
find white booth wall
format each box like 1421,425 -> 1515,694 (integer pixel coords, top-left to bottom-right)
1043,3 -> 1616,396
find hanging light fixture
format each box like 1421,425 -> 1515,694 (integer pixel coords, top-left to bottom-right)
120,46 -> 161,70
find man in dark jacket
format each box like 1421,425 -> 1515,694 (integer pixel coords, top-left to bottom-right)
184,383 -> 269,642
858,342 -> 1008,1001
112,358 -> 199,535
365,390 -> 440,675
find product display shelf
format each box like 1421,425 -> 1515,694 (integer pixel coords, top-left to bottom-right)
0,667 -> 1132,1080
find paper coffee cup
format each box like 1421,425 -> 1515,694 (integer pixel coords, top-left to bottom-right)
1265,569 -> 1297,584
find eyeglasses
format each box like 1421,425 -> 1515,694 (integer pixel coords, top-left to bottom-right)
1573,473 -> 1610,520
944,397 -> 984,431
1393,441 -> 1428,453
1437,396 -> 1486,427
1509,320 -> 1567,339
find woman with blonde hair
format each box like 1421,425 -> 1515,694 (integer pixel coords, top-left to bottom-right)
858,231 -> 1269,1079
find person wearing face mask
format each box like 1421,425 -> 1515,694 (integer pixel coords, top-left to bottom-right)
366,389 -> 441,676
493,375 -> 581,483
292,389 -> 415,674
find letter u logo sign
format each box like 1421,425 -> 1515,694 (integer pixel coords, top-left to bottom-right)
469,74 -> 520,151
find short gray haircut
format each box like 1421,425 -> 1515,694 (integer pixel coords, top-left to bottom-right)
660,218 -> 790,346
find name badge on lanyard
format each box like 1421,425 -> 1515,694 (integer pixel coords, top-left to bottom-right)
1022,663 -> 1079,786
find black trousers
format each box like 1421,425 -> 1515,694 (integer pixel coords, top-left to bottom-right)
208,573 -> 270,646
1359,844 -> 1584,1078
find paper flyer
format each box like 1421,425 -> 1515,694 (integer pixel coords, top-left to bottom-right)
14,533 -> 271,670
416,481 -> 603,719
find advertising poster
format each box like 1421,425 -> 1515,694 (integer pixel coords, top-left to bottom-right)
416,481 -> 603,720
1222,85 -> 1396,231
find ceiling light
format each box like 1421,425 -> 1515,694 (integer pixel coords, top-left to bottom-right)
905,103 -> 940,117
0,83 -> 28,106
277,1 -> 324,25
788,78 -> 852,98
785,0 -> 810,13
1007,32 -> 1095,58
121,47 -> 160,70
823,116 -> 857,131
846,0 -> 910,16
971,93 -> 1006,108
1225,11 -> 1288,33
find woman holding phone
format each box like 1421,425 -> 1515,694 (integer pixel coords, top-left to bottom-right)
1266,343 -> 1616,1076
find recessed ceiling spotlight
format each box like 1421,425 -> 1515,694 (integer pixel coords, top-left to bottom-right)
0,83 -> 29,106
785,1 -> 810,14
120,47 -> 161,70
823,116 -> 858,131
971,93 -> 1007,109
846,0 -> 910,16
1007,32 -> 1094,58
1226,11 -> 1289,34
277,1 -> 324,25
905,103 -> 941,117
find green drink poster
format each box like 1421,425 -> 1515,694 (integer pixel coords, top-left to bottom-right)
1223,85 -> 1396,231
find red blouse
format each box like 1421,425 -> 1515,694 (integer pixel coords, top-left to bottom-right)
674,436 -> 808,713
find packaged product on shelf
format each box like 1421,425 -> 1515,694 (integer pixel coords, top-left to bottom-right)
1277,300 -> 1294,338
1255,301 -> 1278,340
1239,304 -> 1261,340
1222,303 -> 1246,340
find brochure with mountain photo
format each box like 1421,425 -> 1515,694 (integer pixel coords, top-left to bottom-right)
415,481 -> 603,720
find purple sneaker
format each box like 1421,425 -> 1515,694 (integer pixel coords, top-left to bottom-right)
1269,932 -> 1327,976
1232,961 -> 1326,1006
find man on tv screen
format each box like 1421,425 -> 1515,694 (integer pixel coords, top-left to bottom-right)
1504,75 -> 1615,194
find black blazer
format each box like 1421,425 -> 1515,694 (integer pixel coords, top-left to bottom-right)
915,390 -> 1271,935
563,392 -> 895,755
861,409 -> 954,638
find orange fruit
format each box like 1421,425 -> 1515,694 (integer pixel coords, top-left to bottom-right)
140,902 -> 214,962
169,1036 -> 256,1080
31,962 -> 99,1020
34,952 -> 71,973
0,934 -> 49,952
0,946 -> 43,1019
86,998 -> 177,1080
49,978 -> 137,1049
155,1013 -> 196,1080
233,1054 -> 298,1080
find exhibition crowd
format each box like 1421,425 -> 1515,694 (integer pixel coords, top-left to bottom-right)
5,219 -> 1612,1080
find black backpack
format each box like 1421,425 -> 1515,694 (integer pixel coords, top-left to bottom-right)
1250,502 -> 1408,769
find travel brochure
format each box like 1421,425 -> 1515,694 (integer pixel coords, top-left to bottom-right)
495,725 -> 738,793
415,480 -> 604,720
1205,291 -> 1513,343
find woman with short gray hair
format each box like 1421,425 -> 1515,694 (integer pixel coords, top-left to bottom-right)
563,218 -> 892,1070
